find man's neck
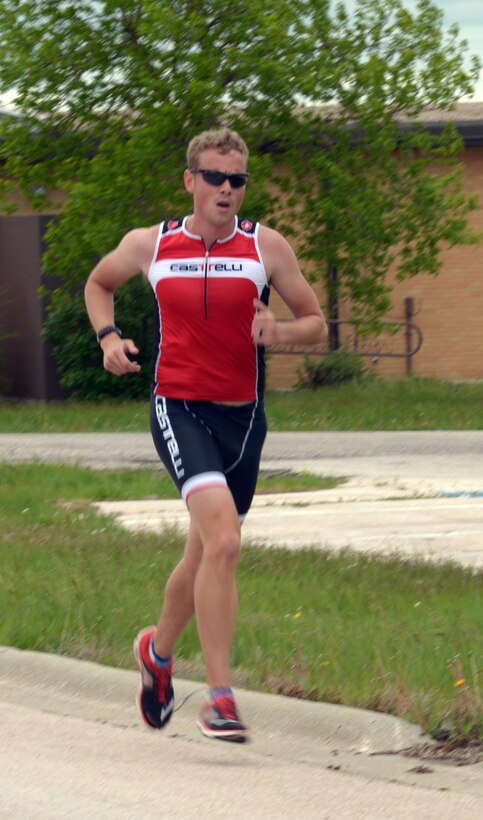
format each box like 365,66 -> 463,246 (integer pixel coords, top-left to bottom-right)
186,214 -> 236,248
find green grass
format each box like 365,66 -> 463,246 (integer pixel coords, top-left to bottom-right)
1,377 -> 483,431
1,462 -> 481,745
265,379 -> 483,431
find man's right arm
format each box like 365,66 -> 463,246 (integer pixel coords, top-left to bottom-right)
84,226 -> 157,376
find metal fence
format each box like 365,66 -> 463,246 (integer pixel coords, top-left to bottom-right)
271,297 -> 423,375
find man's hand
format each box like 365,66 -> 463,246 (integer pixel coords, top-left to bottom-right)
251,299 -> 278,346
100,335 -> 141,375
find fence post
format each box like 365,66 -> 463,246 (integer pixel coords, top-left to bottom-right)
328,263 -> 340,352
404,296 -> 415,375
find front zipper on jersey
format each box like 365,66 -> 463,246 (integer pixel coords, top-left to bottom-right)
203,248 -> 209,319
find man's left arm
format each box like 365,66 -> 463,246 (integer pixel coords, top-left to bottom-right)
252,227 -> 327,347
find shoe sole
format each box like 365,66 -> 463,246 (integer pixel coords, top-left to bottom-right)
133,626 -> 172,731
196,718 -> 249,743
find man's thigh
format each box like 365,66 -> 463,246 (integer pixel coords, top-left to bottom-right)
186,400 -> 267,517
151,396 -> 266,516
151,395 -> 225,498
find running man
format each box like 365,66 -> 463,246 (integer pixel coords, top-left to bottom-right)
84,127 -> 327,742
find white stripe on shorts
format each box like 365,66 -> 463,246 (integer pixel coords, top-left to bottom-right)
182,471 -> 227,505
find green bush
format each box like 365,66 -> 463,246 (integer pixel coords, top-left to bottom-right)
43,278 -> 154,400
295,348 -> 368,389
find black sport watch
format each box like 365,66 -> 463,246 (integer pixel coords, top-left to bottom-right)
96,325 -> 122,344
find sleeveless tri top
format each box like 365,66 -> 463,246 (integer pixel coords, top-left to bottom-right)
148,215 -> 270,402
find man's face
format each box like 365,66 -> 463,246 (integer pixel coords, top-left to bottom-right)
184,149 -> 247,229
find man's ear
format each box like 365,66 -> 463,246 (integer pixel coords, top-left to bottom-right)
184,168 -> 195,193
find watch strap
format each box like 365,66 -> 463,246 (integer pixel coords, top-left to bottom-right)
96,325 -> 122,344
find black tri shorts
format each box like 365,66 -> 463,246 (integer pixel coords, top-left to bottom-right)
150,395 -> 267,518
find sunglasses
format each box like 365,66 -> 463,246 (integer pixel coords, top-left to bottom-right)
190,168 -> 249,189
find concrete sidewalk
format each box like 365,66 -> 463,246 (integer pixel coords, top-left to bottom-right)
96,490 -> 483,569
1,646 -> 482,820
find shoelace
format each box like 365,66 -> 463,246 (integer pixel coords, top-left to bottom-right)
214,696 -> 238,720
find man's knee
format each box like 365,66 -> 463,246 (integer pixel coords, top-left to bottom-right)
206,528 -> 241,569
188,487 -> 241,566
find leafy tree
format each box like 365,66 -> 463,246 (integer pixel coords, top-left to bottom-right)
0,0 -> 480,395
288,1 -> 481,335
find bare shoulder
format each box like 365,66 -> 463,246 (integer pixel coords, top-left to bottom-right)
257,224 -> 300,281
258,224 -> 293,257
117,225 -> 160,274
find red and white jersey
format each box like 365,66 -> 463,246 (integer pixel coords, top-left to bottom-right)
148,215 -> 270,402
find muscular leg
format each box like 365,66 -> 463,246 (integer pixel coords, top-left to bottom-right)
187,486 -> 241,688
152,492 -> 239,677
152,523 -> 203,658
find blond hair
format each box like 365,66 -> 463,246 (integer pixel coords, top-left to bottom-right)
187,128 -> 249,169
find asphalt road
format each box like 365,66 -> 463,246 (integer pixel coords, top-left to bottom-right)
1,430 -> 482,482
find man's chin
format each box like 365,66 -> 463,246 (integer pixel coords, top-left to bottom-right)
211,209 -> 235,227
215,207 -> 233,220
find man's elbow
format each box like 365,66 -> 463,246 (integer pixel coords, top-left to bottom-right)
314,314 -> 328,343
301,314 -> 328,345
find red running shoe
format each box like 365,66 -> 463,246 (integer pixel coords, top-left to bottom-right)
196,694 -> 249,743
133,626 -> 174,729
